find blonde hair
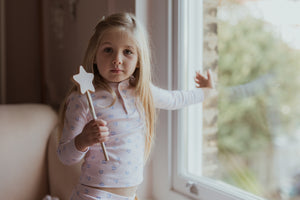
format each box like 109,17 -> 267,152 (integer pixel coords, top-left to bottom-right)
59,12 -> 156,160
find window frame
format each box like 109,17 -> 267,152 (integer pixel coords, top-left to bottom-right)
171,0 -> 205,197
151,0 -> 269,199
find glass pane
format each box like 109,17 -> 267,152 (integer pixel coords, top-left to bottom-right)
217,0 -> 300,199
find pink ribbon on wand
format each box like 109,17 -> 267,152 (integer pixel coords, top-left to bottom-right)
72,65 -> 109,161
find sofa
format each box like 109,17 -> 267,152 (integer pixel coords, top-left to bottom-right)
0,104 -> 82,200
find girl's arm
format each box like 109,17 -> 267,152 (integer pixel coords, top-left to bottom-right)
57,93 -> 90,165
152,70 -> 215,110
57,93 -> 110,165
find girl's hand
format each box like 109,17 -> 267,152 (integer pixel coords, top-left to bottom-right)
75,119 -> 109,152
195,69 -> 214,89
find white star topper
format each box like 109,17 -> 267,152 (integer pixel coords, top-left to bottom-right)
72,65 -> 95,94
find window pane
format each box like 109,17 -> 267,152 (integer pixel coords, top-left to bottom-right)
217,1 -> 300,200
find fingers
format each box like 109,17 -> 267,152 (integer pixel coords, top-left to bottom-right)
96,119 -> 109,142
90,128 -> 110,143
195,70 -> 203,78
98,131 -> 109,143
195,69 -> 210,79
99,125 -> 109,132
88,119 -> 108,132
96,119 -> 107,126
195,70 -> 206,80
194,69 -> 214,88
81,119 -> 110,145
88,119 -> 107,128
194,77 -> 201,87
194,70 -> 206,88
207,69 -> 211,79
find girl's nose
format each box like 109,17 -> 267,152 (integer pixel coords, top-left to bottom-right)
112,60 -> 122,65
112,54 -> 122,65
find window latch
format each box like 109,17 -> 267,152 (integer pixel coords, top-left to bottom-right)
186,181 -> 199,195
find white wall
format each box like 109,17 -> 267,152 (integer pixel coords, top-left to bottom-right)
143,0 -> 172,199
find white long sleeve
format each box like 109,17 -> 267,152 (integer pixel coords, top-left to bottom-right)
151,84 -> 204,110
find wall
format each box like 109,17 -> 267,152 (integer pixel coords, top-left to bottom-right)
42,0 -> 107,108
3,0 -> 135,108
42,0 -> 136,109
5,0 -> 41,103
0,0 -> 5,103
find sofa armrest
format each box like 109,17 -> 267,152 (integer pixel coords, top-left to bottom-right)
0,104 -> 57,200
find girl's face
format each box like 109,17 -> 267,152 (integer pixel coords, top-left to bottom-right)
95,28 -> 139,83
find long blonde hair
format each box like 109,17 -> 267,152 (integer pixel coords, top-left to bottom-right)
59,12 -> 156,160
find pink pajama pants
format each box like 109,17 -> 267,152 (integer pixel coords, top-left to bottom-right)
70,184 -> 136,200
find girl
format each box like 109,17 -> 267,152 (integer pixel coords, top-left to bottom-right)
57,12 -> 214,200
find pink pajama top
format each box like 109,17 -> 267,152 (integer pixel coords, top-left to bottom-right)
57,79 -> 204,188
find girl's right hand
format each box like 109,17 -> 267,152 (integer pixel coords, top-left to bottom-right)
75,119 -> 109,152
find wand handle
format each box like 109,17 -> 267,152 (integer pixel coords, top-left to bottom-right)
86,91 -> 109,161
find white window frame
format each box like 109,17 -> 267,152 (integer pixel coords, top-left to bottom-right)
172,0 -> 205,196
151,0 -> 268,200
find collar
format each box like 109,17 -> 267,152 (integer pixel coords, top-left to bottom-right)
107,79 -> 130,89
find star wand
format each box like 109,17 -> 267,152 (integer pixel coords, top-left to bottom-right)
72,65 -> 109,161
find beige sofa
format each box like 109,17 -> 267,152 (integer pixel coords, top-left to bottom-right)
0,104 -> 82,200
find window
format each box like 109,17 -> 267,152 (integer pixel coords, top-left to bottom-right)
217,1 -> 300,200
171,0 -> 260,199
151,0 -> 295,200
152,0 -> 262,199
161,0 -> 300,200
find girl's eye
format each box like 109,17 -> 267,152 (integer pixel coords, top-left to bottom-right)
124,49 -> 133,55
103,47 -> 113,53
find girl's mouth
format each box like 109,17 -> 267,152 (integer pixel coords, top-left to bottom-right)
111,69 -> 122,73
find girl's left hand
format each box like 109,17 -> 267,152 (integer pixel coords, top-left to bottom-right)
195,69 -> 214,89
